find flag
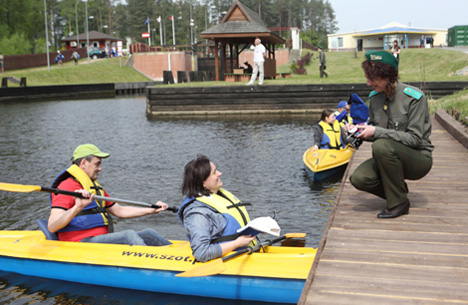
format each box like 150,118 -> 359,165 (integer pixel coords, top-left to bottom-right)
157,16 -> 161,23
144,17 -> 149,25
168,16 -> 173,20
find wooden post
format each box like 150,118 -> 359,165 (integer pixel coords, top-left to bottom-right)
215,40 -> 219,81
235,44 -> 239,70
229,44 -> 233,73
222,42 -> 227,79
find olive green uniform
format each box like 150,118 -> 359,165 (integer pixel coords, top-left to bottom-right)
350,82 -> 433,209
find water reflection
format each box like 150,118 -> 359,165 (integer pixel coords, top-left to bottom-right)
0,96 -> 342,304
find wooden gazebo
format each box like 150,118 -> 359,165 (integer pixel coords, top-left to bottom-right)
200,0 -> 285,81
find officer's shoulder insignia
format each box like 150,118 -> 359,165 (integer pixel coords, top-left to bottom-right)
403,87 -> 423,100
369,90 -> 380,97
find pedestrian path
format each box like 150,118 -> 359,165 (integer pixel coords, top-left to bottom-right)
299,116 -> 468,304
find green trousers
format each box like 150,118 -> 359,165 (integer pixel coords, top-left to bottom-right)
350,139 -> 433,209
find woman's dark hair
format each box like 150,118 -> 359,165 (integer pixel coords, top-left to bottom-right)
319,109 -> 334,123
361,60 -> 399,96
181,155 -> 213,198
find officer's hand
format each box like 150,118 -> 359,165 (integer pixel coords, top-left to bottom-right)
356,125 -> 375,139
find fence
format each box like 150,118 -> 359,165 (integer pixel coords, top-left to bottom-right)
2,48 -> 87,71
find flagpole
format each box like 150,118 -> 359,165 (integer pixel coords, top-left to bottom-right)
147,17 -> 151,47
159,16 -> 163,46
172,16 -> 175,46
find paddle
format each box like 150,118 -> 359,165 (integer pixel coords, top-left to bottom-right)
176,232 -> 306,277
0,182 -> 178,212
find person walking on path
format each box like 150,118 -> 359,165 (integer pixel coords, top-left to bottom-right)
349,50 -> 433,219
55,51 -> 64,65
318,47 -> 328,78
246,38 -> 266,86
71,51 -> 80,65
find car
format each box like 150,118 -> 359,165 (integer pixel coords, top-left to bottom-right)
88,47 -> 105,59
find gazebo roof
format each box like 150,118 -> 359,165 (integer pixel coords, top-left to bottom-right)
201,0 -> 285,45
61,30 -> 124,42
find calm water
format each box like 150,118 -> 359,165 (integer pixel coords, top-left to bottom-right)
0,96 -> 343,304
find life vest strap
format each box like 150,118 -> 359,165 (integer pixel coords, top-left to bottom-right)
211,232 -> 242,244
226,202 -> 252,209
90,181 -> 114,233
76,206 -> 105,216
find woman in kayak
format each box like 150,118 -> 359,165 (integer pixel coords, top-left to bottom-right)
311,109 -> 350,151
178,155 -> 256,262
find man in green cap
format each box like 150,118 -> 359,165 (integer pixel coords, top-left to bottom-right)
349,50 -> 433,218
47,143 -> 172,246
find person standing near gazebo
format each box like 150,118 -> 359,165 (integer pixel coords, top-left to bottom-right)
247,38 -> 266,86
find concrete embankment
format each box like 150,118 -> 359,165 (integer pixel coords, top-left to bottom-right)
0,82 -> 158,102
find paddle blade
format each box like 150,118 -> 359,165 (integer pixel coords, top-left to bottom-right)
0,182 -> 42,193
284,233 -> 306,238
175,259 -> 226,277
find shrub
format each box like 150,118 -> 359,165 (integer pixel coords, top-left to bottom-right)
292,52 -> 312,75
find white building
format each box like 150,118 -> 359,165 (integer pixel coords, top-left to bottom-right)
328,22 -> 447,52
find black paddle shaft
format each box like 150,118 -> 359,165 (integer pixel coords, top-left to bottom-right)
40,186 -> 179,212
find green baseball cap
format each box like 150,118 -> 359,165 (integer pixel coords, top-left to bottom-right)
72,144 -> 110,161
365,50 -> 398,69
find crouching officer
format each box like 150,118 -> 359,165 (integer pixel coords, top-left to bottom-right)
349,50 -> 433,218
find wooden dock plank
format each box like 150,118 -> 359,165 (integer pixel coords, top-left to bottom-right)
299,117 -> 468,304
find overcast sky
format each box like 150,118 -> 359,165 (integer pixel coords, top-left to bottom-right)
329,0 -> 467,33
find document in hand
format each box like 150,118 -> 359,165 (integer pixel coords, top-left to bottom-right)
236,216 -> 281,237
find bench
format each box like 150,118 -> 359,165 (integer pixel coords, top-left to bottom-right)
224,73 -> 252,82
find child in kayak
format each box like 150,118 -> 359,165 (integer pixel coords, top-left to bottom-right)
311,109 -> 350,152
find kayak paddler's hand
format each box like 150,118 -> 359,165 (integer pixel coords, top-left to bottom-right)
311,145 -> 318,152
152,201 -> 169,213
74,189 -> 94,209
235,234 -> 256,248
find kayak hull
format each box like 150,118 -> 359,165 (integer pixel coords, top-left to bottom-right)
0,231 -> 316,303
303,145 -> 355,182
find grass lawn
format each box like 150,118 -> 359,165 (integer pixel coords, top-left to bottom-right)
1,57 -> 150,86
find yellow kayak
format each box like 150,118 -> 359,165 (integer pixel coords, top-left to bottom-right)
303,145 -> 355,181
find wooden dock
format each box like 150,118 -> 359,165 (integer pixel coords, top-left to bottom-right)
299,111 -> 468,304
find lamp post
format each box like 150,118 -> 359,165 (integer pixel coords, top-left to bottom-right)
75,0 -> 80,47
44,0 -> 50,71
189,1 -> 193,45
84,0 -> 90,64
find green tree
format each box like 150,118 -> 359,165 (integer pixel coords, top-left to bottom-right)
0,32 -> 33,55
